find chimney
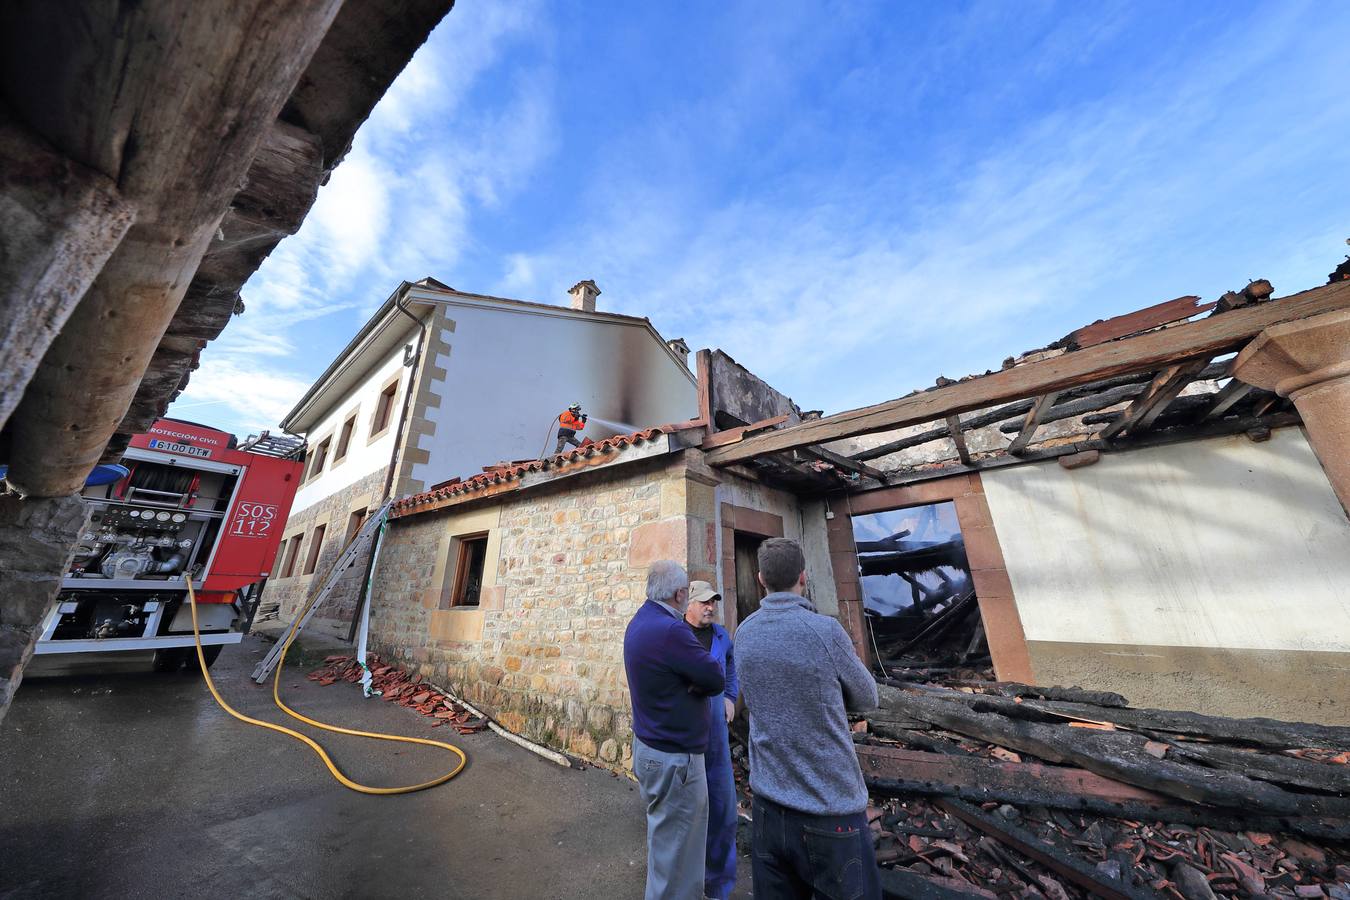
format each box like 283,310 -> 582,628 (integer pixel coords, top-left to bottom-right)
666,337 -> 690,366
567,279 -> 601,312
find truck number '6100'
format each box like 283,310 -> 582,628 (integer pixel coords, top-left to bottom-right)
229,503 -> 278,538
147,438 -> 211,458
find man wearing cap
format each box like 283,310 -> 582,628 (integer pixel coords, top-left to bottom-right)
624,560 -> 726,900
684,580 -> 739,900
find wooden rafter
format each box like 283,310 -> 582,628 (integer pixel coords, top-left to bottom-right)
1097,359 -> 1209,441
849,365 -> 1224,462
1007,391 -> 1060,456
945,415 -> 971,465
703,279 -> 1350,467
1199,378 -> 1254,420
798,445 -> 887,482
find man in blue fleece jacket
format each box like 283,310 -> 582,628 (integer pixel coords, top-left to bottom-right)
734,538 -> 881,900
624,560 -> 726,900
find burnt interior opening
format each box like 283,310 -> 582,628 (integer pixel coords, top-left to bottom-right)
852,501 -> 991,679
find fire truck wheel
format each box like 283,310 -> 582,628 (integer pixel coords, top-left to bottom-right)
189,645 -> 224,671
153,649 -> 186,672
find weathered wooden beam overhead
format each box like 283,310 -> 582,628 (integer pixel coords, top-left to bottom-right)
0,0 -> 343,497
1006,391 -> 1059,456
0,109 -> 135,434
704,279 -> 1350,467
1097,359 -> 1209,441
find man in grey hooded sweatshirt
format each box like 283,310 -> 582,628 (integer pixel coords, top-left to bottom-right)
733,537 -> 881,900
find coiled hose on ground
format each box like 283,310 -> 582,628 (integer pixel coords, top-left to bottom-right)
186,577 -> 467,794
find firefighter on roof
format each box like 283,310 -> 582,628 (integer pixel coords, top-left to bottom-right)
555,403 -> 588,454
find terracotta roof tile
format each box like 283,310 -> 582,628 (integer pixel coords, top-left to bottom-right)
391,420 -> 702,517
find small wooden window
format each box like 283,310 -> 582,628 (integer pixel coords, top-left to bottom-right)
334,412 -> 358,461
450,534 -> 488,607
308,436 -> 332,481
372,379 -> 399,436
302,523 -> 326,576
281,534 -> 303,578
344,507 -> 368,547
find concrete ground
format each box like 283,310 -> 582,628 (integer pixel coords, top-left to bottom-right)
0,635 -> 748,899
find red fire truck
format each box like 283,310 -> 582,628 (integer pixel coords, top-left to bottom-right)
33,418 -> 304,670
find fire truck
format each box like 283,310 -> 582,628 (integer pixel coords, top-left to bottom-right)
33,417 -> 304,670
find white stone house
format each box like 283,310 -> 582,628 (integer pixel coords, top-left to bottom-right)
265,277 -> 697,633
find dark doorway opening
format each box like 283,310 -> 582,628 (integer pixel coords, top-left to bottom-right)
733,532 -> 766,627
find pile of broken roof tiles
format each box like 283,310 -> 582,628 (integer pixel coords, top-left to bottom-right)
307,655 -> 487,734
846,679 -> 1350,899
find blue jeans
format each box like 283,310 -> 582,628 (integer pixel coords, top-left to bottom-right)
751,794 -> 880,900
704,699 -> 737,899
633,736 -> 708,900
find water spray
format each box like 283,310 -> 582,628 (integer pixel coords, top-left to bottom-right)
585,415 -> 642,433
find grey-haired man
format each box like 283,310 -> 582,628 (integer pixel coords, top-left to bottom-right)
624,560 -> 726,900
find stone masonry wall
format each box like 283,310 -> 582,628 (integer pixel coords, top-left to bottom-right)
369,451 -> 704,770
266,467 -> 385,636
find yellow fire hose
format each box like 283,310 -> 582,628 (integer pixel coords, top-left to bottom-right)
186,578 -> 467,794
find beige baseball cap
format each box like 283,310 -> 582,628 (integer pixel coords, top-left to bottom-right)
688,580 -> 721,605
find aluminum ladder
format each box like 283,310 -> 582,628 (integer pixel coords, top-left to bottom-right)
250,500 -> 392,684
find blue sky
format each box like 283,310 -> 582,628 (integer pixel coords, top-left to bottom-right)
173,0 -> 1350,439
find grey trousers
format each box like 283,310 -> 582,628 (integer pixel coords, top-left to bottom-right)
633,735 -> 708,900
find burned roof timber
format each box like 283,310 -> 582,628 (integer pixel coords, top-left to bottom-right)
703,279 -> 1350,468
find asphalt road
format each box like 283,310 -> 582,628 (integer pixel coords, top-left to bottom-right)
0,636 -> 655,899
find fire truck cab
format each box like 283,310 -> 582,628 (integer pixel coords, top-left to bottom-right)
33,418 -> 304,670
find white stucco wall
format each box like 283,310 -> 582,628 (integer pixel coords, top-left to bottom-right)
290,335 -> 415,515
410,300 -> 696,490
981,428 -> 1350,653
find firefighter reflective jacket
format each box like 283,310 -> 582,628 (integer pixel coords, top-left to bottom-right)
559,411 -> 586,431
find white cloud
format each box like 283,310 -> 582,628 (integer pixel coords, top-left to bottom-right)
488,2 -> 1350,416
170,358 -> 315,437
188,2 -> 555,438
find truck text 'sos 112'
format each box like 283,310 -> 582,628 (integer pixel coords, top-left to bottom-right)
34,418 -> 304,670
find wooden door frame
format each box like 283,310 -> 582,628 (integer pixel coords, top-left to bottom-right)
718,503 -> 784,637
826,473 -> 1034,682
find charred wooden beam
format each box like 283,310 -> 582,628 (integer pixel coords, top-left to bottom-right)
705,280 -> 1350,466
857,540 -> 967,576
798,444 -> 887,482
1198,378 -> 1253,420
881,411 -> 1300,488
1006,391 -> 1059,456
997,384 -> 1147,433
1097,360 -> 1210,441
1160,740 -> 1350,794
851,368 -> 1219,462
878,866 -> 991,900
935,798 -> 1158,900
873,687 -> 1350,817
701,414 -> 790,449
945,415 -> 971,465
855,530 -> 913,553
